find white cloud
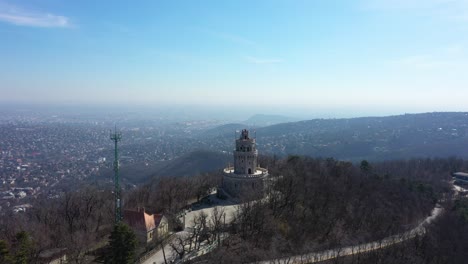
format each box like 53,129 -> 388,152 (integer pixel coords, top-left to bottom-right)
0,2 -> 70,28
245,55 -> 283,64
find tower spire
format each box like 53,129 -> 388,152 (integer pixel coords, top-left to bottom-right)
110,126 -> 122,223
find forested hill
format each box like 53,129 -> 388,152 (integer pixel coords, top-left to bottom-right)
208,112 -> 468,161
98,150 -> 230,185
147,150 -> 230,178
244,114 -> 297,126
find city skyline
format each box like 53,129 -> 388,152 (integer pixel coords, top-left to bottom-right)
2,0 -> 468,116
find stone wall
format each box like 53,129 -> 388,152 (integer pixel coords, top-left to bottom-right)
234,150 -> 258,175
222,173 -> 266,200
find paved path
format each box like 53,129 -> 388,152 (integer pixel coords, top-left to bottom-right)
254,183 -> 468,264
143,184 -> 466,264
142,195 -> 239,264
254,205 -> 443,264
140,240 -> 172,264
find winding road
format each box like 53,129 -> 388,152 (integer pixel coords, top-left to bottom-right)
255,183 -> 466,264
143,184 -> 465,264
255,205 -> 442,264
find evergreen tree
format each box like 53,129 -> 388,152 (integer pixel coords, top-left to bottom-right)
13,231 -> 32,264
0,240 -> 12,264
106,222 -> 138,264
360,159 -> 371,174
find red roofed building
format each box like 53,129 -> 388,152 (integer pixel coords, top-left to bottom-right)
123,207 -> 169,245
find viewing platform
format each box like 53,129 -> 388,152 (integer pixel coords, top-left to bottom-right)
220,129 -> 268,199
223,167 -> 268,179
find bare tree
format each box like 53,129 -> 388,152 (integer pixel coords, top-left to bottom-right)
210,206 -> 226,246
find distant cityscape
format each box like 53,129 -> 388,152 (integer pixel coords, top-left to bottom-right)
2,110 -> 468,216
0,110 -> 229,214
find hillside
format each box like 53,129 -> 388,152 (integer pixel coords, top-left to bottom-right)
244,114 -> 296,126
147,150 -> 231,178
196,123 -> 247,138
97,150 -> 231,185
205,112 -> 468,161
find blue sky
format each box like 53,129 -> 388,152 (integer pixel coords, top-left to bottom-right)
1,0 -> 468,116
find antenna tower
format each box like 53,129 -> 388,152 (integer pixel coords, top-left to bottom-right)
110,127 -> 122,223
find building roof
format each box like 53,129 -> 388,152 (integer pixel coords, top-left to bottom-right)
123,208 -> 164,232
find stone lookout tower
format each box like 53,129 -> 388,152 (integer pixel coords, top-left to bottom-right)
220,129 -> 268,200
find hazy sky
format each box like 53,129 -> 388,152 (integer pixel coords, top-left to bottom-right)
1,0 -> 468,115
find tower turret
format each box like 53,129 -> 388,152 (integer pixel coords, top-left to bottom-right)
234,129 -> 258,175
219,129 -> 268,200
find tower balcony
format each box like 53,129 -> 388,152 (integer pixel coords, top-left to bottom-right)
223,166 -> 268,179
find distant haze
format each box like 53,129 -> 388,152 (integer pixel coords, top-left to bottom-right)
0,102 -> 455,121
1,0 -> 468,115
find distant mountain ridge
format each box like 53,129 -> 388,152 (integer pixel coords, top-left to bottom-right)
204,112 -> 468,161
100,112 -> 468,184
196,123 -> 246,138
244,114 -> 297,126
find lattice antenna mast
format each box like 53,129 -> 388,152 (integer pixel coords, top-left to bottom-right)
110,126 -> 122,223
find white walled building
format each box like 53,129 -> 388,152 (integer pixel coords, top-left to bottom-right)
220,129 -> 268,200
